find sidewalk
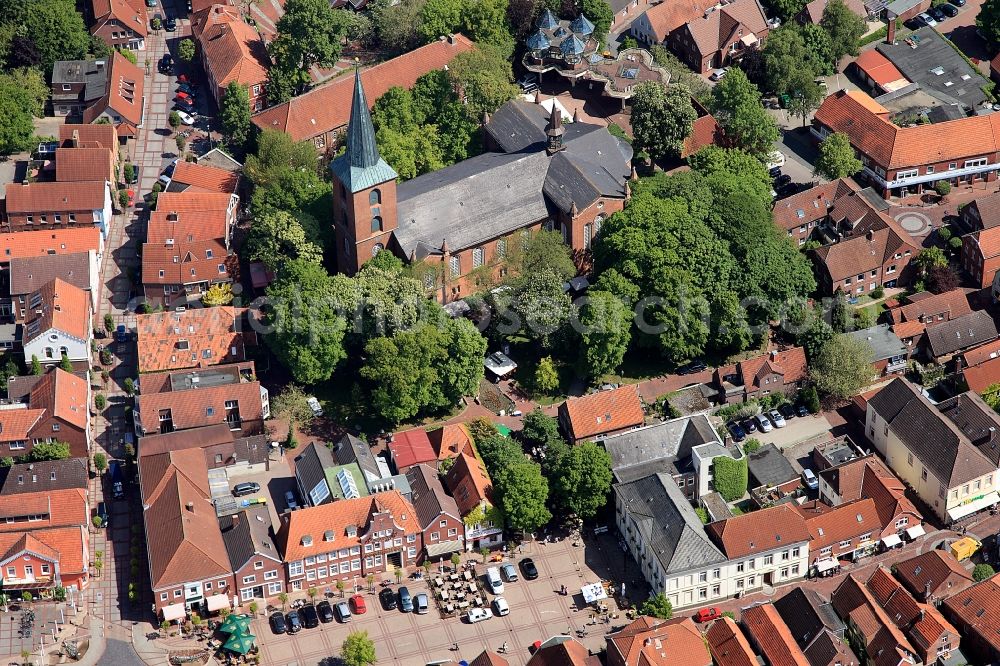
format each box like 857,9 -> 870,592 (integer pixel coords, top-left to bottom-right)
72,617 -> 107,666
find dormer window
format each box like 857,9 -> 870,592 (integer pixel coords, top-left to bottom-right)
324,530 -> 335,542
302,535 -> 313,546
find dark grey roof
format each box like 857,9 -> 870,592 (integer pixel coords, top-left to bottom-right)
746,442 -> 798,488
927,104 -> 966,123
9,252 -> 92,296
405,463 -> 462,529
774,588 -> 847,653
938,391 -> 1000,464
331,433 -> 381,482
7,375 -> 45,403
486,101 -> 548,153
845,324 -> 907,361
234,434 -> 270,466
329,69 -> 397,193
877,27 -> 989,112
868,378 -> 996,486
0,458 -> 88,495
196,148 -> 243,172
293,441 -> 336,505
51,59 -> 109,104
926,310 -> 998,358
857,187 -> 891,212
601,415 -> 722,481
218,506 -> 279,570
614,472 -> 726,574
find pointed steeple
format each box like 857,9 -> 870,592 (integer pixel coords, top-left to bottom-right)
546,103 -> 564,154
346,67 -> 381,170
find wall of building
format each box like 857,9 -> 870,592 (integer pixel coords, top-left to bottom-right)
154,575 -> 236,614
233,556 -> 285,604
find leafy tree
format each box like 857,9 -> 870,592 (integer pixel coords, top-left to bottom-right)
579,290 -> 633,378
169,111 -> 181,129
801,385 -> 821,412
341,630 -> 377,666
935,180 -> 952,197
264,259 -> 349,384
0,69 -> 48,117
913,246 -> 948,276
202,283 -> 234,306
27,441 -> 71,462
246,209 -> 324,270
785,70 -> 825,128
245,130 -> 319,187
549,441 -> 613,518
581,0 -> 614,45
22,0 -> 90,69
713,456 -> 748,501
376,125 -> 445,179
518,408 -> 563,452
973,563 -> 996,581
799,23 -> 834,75
743,438 -> 762,453
449,46 -> 520,118
419,0 -> 465,43
220,82 -> 251,149
95,393 -> 106,410
650,45 -> 712,104
710,69 -> 780,161
820,0 -> 866,63
59,353 -> 73,372
93,452 -> 108,473
177,38 -> 196,62
507,269 -> 573,348
533,356 -> 560,394
762,26 -> 824,95
368,0 -> 424,52
927,265 -> 960,294
116,47 -> 137,64
268,0 -> 348,98
0,354 -> 20,392
814,132 -> 862,180
30,355 -> 41,375
493,460 -> 551,532
0,81 -> 36,154
630,82 -> 697,161
980,0 -> 1000,46
831,291 -> 851,333
812,334 -> 875,399
518,229 -> 577,281
639,593 -> 673,619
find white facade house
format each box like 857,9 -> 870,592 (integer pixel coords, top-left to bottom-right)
865,378 -> 1000,523
20,279 -> 92,368
614,473 -> 812,611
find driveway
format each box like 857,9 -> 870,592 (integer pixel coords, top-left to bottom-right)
749,413 -> 833,450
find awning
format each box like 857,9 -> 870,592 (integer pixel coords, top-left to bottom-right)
426,539 -> 464,558
581,582 -> 607,604
815,558 -> 839,573
740,33 -> 758,46
905,524 -> 926,540
162,603 -> 186,622
881,533 -> 902,549
947,491 -> 1000,522
206,594 -> 230,612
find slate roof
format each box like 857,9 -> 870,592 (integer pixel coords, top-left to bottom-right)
0,458 -> 88,495
293,441 -> 336,503
614,472 -> 726,574
774,588 -> 848,649
331,433 -> 382,482
51,60 -> 110,104
747,442 -> 799,488
601,415 -> 722,482
938,390 -> 1000,465
218,506 -> 279,571
845,325 -> 907,362
867,378 -> 996,488
9,252 -> 92,297
706,504 -> 811,559
925,310 -> 998,358
405,463 -> 462,530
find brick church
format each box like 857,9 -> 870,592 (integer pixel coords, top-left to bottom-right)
330,70 -> 634,302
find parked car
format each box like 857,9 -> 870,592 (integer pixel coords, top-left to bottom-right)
677,360 -> 707,375
727,420 -> 747,442
415,593 -> 429,614
774,174 -> 792,188
115,324 -> 129,342
334,601 -> 352,622
500,563 -> 518,582
802,468 -> 819,490
349,594 -> 367,614
316,600 -> 334,623
949,0 -> 966,7
486,567 -> 504,595
795,402 -> 809,417
379,587 -> 397,610
709,67 -> 728,81
916,12 -> 937,25
743,418 -> 757,433
306,396 -> 323,417
519,558 -> 539,580
769,166 -> 782,179
145,0 -> 156,6
164,16 -> 177,30
754,413 -> 773,433
232,482 -> 260,497
158,54 -> 173,74
493,597 -> 510,616
177,81 -> 199,94
285,610 -> 302,634
95,501 -> 109,528
284,490 -> 299,511
779,403 -> 796,420
694,607 -> 721,623
939,2 -> 958,15
299,604 -> 319,628
766,150 -> 786,169
768,410 -> 786,428
466,607 -> 491,624
173,100 -> 195,113
175,91 -> 194,103
109,460 -> 125,499
929,6 -> 947,21
399,586 -> 413,612
269,611 -> 287,634
175,110 -> 195,125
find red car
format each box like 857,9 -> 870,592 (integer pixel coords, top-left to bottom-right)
349,594 -> 366,614
694,607 -> 721,622
174,91 -> 193,102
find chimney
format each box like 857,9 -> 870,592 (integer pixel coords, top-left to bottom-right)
71,129 -> 80,148
447,33 -> 456,44
866,230 -> 875,241
886,13 -> 896,44
770,350 -> 778,360
924,581 -> 931,600
185,502 -> 194,512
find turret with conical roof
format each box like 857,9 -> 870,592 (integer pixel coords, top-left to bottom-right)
330,68 -> 398,194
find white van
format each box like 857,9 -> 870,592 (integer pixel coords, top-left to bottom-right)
766,150 -> 786,170
485,566 -> 504,595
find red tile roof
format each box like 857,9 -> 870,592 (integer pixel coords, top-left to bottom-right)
707,505 -> 811,559
891,289 -> 971,324
0,408 -> 45,442
683,0 -> 768,57
895,550 -> 974,600
641,0 -> 717,40
141,239 -> 235,285
962,338 -> 1000,367
388,428 -> 437,470
891,320 -> 925,340
0,488 -> 88,532
962,355 -> 1000,393
277,491 -> 419,562
559,385 -> 644,441
55,147 -> 114,183
0,526 -> 88,575
147,208 -> 232,245
607,616 -> 711,666
168,161 -> 240,194
813,219 -> 918,283
90,0 -> 148,37
29,368 -> 89,431
967,226 -> 1000,262
136,373 -> 264,434
191,5 -> 269,99
736,347 -> 808,390
853,50 -> 908,88
681,109 -> 720,158
740,604 -> 810,666
135,306 -> 246,372
59,124 -> 118,152
23,278 -> 91,344
83,51 -> 144,128
251,35 -> 475,142
832,573 -> 917,666
865,567 -> 958,657
794,498 -> 881,553
815,89 -> 1000,170
706,617 -> 757,666
0,228 -> 101,262
5,181 -> 107,214
772,179 -> 853,232
444,451 -> 493,516
942,574 -> 1000,654
428,424 -> 475,460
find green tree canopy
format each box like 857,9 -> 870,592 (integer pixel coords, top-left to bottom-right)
22,0 -> 90,69
710,68 -> 780,161
267,0 -> 349,99
581,0 -> 614,45
811,334 -> 875,399
639,593 -> 673,619
549,441 -> 613,518
0,69 -> 48,117
177,38 -> 196,62
973,563 -> 995,582
820,0 -> 866,63
220,82 -> 252,150
341,630 -> 377,666
246,209 -> 324,270
579,290 -> 633,378
814,132 -> 862,180
27,441 -> 71,462
246,130 -> 319,187
0,80 -> 35,155
630,82 -> 697,161
449,45 -> 521,118
980,0 -> 1000,46
713,456 -> 748,501
493,460 -> 551,532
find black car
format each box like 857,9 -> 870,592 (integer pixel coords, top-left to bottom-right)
677,360 -> 707,375
164,17 -> 177,30
949,0 -> 966,6
269,611 -> 287,635
727,420 -> 747,442
95,501 -> 110,528
232,482 -> 260,497
774,174 -> 793,188
519,558 -> 539,580
929,6 -> 947,21
939,3 -> 958,15
795,402 -> 809,417
779,403 -> 796,420
777,182 -> 800,198
299,604 -> 319,628
285,610 -> 302,634
743,418 -> 757,433
316,600 -> 334,623
379,587 -> 398,610
769,166 -> 782,179
158,54 -> 173,74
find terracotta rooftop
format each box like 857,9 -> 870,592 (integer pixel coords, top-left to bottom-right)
5,180 -> 107,214
388,429 -> 437,471
0,488 -> 88,532
891,289 -> 971,324
895,550 -> 974,601
853,49 -> 908,89
772,179 -> 854,232
606,616 -> 711,666
147,207 -> 232,245
83,51 -> 144,127
90,0 -> 148,37
136,374 -> 264,435
191,5 -> 269,94
813,219 -> 917,283
135,306 -> 246,373
961,338 -> 1000,367
740,603 -> 810,666
141,238 -> 235,285
251,35 -> 475,142
0,526 -> 88,576
23,278 -> 91,344
28,368 -> 89,431
168,161 -> 239,194
684,0 -> 768,57
55,147 -> 114,183
794,498 -> 881,552
444,451 -> 493,516
962,355 -> 1000,393
942,574 -> 1000,654
58,124 -> 117,152
427,423 -> 475,461
641,0 -> 717,40
0,228 -> 101,263
736,347 -> 808,390
707,504 -> 811,559
706,616 -> 757,666
559,385 -> 644,440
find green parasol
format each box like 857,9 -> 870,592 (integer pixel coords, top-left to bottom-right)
222,632 -> 256,655
217,614 -> 251,634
